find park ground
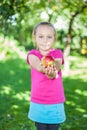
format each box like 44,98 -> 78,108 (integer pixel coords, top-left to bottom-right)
0,50 -> 87,130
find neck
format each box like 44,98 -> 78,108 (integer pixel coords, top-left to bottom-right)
39,49 -> 51,56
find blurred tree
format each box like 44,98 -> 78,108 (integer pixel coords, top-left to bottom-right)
0,0 -> 87,72
60,0 -> 87,73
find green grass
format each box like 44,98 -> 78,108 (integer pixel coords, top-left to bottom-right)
0,54 -> 87,130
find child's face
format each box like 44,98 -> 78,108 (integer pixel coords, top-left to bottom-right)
34,25 -> 55,52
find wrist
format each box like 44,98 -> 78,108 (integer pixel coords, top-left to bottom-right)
38,64 -> 45,73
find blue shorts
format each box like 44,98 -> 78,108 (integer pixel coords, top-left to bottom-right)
28,102 -> 66,124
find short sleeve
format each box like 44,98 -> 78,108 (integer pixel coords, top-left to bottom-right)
26,49 -> 41,64
50,49 -> 64,65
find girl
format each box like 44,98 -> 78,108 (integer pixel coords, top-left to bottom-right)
27,22 -> 66,130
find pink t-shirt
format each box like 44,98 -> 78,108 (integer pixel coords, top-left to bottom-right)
27,49 -> 66,104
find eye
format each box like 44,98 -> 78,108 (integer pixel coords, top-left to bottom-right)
48,36 -> 52,39
39,36 -> 43,38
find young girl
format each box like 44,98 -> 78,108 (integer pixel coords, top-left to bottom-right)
27,22 -> 66,130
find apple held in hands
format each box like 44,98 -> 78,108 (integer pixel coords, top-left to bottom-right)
41,56 -> 58,79
41,56 -> 54,67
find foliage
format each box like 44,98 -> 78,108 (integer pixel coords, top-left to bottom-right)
0,0 -> 87,51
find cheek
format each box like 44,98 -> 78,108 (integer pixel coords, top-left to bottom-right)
35,38 -> 40,44
50,39 -> 55,44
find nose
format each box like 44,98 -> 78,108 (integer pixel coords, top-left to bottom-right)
43,37 -> 47,43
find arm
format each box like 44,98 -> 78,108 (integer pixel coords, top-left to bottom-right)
54,58 -> 62,71
28,54 -> 43,72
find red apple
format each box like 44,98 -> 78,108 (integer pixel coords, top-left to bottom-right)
41,56 -> 54,67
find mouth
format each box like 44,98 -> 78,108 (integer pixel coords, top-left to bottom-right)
41,46 -> 50,49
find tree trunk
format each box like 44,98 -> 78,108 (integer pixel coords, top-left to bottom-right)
63,5 -> 87,75
63,17 -> 72,75
64,34 -> 71,75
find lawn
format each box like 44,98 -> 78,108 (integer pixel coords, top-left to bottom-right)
0,53 -> 87,130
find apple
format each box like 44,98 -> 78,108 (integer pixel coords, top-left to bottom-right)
41,56 -> 54,67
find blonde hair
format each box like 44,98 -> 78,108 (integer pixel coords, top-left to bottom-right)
32,22 -> 57,43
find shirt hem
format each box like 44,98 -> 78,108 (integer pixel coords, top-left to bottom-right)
31,99 -> 66,104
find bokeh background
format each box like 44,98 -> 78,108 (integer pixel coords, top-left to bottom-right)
0,0 -> 87,130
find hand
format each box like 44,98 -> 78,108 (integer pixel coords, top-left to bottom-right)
42,64 -> 58,79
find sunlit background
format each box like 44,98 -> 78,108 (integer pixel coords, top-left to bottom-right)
0,0 -> 87,130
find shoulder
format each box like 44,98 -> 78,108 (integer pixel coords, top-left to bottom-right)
50,49 -> 64,64
27,49 -> 38,55
50,49 -> 63,58
54,49 -> 63,54
27,49 -> 41,57
27,49 -> 42,64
